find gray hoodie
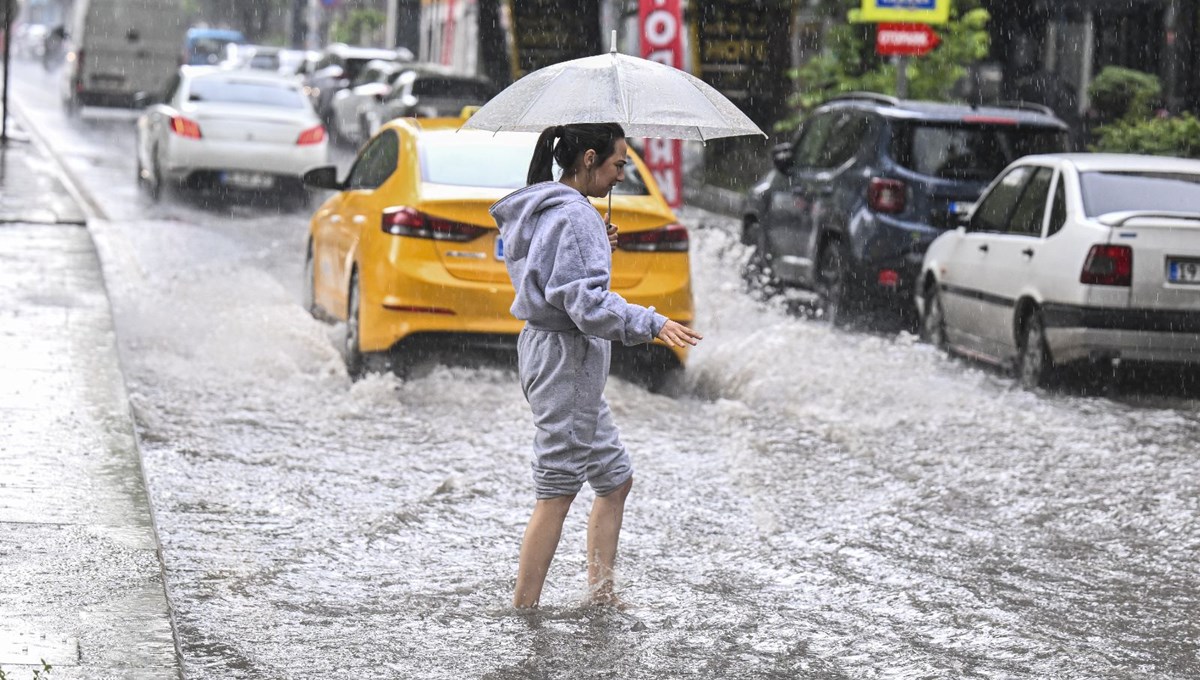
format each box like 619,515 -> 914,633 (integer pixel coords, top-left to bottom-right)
490,181 -> 667,345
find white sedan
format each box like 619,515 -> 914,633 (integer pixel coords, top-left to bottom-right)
917,153 -> 1200,387
136,66 -> 328,202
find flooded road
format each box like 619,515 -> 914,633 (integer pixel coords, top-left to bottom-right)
11,62 -> 1200,678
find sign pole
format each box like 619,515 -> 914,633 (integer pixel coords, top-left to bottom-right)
2,0 -> 11,145
896,56 -> 908,98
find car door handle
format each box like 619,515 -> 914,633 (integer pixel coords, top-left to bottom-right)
352,215 -> 366,225
978,244 -> 989,252
1021,248 -> 1035,257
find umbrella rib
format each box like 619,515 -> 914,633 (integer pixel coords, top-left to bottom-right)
612,55 -> 631,123
509,68 -> 574,131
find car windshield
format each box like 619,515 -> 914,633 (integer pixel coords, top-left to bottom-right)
891,122 -> 1066,180
187,78 -> 308,109
1079,171 -> 1200,217
419,131 -> 650,195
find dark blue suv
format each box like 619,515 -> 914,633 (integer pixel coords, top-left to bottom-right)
742,93 -> 1069,323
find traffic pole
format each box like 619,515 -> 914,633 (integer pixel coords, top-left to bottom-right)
895,56 -> 908,99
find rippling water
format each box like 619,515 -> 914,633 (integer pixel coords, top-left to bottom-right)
97,204 -> 1200,679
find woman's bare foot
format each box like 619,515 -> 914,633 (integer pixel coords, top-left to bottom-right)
589,580 -> 626,608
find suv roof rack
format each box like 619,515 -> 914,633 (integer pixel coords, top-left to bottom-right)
826,92 -> 901,107
995,100 -> 1055,116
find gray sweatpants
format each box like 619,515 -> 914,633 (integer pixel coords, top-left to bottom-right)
517,326 -> 633,500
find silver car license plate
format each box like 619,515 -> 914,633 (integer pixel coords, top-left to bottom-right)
1167,258 -> 1200,284
222,171 -> 274,190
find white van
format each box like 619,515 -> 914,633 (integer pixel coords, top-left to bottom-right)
60,0 -> 188,111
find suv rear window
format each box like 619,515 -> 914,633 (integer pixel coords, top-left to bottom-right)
890,123 -> 1066,180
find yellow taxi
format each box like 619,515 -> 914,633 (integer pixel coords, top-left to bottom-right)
300,117 -> 694,386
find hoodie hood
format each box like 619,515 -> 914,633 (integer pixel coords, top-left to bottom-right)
490,181 -> 588,262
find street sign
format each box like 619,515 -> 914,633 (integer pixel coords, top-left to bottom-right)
875,23 -> 940,57
854,0 -> 950,26
640,0 -> 683,208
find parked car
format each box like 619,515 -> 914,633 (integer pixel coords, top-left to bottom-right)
305,43 -> 413,125
917,153 -> 1200,387
183,27 -> 245,66
742,93 -> 1069,323
60,0 -> 188,112
300,117 -> 692,386
361,65 -> 496,139
135,67 -> 328,202
327,59 -> 403,145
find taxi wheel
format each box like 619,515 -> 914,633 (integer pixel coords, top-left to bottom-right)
345,271 -> 390,379
345,272 -> 366,378
302,241 -> 319,319
1018,310 -> 1053,389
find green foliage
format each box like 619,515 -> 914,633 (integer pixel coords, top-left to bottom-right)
0,659 -> 53,680
331,8 -> 386,45
1087,66 -> 1162,123
779,1 -> 991,132
1090,113 -> 1200,159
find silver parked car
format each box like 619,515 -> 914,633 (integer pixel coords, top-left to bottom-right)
917,153 -> 1200,387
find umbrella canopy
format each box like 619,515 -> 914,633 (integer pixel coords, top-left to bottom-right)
462,40 -> 765,142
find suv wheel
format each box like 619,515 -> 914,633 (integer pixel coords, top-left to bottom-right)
742,221 -> 782,298
817,240 -> 853,325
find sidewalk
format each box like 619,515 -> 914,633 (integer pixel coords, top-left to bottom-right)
0,108 -> 181,678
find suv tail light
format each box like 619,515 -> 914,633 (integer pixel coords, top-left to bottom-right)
616,223 -> 689,252
868,177 -> 906,214
169,116 -> 202,139
1080,244 -> 1132,286
296,125 -> 326,145
382,207 -> 486,242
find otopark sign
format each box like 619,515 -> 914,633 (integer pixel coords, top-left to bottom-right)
876,23 -> 941,56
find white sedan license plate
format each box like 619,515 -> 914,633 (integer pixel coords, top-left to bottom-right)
1167,258 -> 1200,284
222,171 -> 274,190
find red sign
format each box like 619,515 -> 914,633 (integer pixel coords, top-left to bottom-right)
639,0 -> 683,208
875,23 -> 940,57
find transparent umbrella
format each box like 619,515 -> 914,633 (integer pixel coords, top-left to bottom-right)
461,32 -> 766,142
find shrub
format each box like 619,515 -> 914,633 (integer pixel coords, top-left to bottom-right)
1090,113 -> 1200,159
1087,66 -> 1161,124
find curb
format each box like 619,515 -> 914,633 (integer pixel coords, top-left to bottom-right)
7,96 -> 185,678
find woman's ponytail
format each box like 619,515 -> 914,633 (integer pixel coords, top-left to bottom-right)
526,127 -> 560,185
526,123 -> 625,186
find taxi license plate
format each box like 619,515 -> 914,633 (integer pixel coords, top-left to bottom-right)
495,236 -> 504,261
1167,258 -> 1200,284
222,171 -> 274,190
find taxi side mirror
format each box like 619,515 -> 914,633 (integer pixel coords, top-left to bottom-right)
302,166 -> 343,191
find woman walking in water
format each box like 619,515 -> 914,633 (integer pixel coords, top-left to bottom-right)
490,123 -> 702,608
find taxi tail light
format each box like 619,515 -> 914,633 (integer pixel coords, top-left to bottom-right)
381,207 -> 486,242
868,177 -> 906,214
1080,244 -> 1132,286
169,116 -> 202,139
297,125 -> 326,145
617,223 -> 689,252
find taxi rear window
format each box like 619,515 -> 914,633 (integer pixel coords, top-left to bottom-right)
420,132 -> 650,195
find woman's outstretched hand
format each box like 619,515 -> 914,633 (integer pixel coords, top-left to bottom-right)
657,320 -> 703,348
